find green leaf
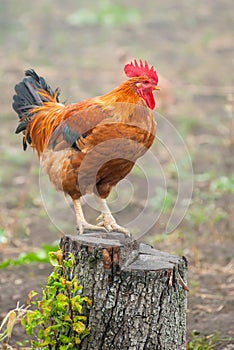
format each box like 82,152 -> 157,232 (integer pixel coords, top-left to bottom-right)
60,345 -> 74,350
68,252 -> 76,266
27,290 -> 38,304
53,281 -> 64,288
74,315 -> 87,322
83,296 -> 92,307
24,324 -> 33,336
59,334 -> 73,344
27,309 -> 41,322
38,328 -> 45,339
64,314 -> 72,322
71,296 -> 83,313
80,327 -> 91,340
72,279 -> 83,293
75,336 -> 82,345
49,250 -> 63,266
56,293 -> 69,303
73,321 -> 86,333
63,259 -> 73,269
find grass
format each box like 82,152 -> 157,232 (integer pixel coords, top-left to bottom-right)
210,175 -> 234,194
176,114 -> 202,138
0,244 -> 58,269
0,228 -> 8,244
200,30 -> 216,49
131,164 -> 145,178
185,174 -> 233,228
67,1 -> 141,27
149,187 -> 176,213
186,201 -> 227,227
187,331 -> 233,350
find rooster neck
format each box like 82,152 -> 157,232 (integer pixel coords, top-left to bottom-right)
99,81 -> 147,122
102,80 -> 140,104
97,81 -> 154,125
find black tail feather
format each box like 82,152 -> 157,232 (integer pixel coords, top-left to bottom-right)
13,69 -> 59,121
13,69 -> 60,150
12,69 -> 59,145
25,69 -> 57,100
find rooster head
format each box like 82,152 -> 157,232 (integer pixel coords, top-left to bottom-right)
124,59 -> 159,110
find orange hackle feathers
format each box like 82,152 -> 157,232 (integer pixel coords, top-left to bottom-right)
25,103 -> 64,157
24,89 -> 64,157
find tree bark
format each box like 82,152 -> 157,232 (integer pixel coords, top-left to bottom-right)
60,232 -> 188,350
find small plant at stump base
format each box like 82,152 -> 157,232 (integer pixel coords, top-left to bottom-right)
21,250 -> 92,349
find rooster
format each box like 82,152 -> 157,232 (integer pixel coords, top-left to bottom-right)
13,59 -> 159,234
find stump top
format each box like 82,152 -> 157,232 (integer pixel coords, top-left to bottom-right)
74,232 -> 130,247
61,233 -> 185,273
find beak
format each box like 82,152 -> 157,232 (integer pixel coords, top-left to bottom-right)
153,86 -> 160,91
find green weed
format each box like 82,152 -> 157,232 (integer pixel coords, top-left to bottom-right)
200,30 -> 216,49
0,228 -> 8,244
187,331 -> 233,350
210,175 -> 234,194
150,187 -> 176,213
67,1 -> 141,27
193,172 -> 215,183
20,251 -> 91,349
186,202 -> 226,227
131,164 -> 145,178
176,114 -> 201,138
1,148 -> 32,166
147,233 -> 169,245
0,251 -> 91,349
0,244 -> 58,269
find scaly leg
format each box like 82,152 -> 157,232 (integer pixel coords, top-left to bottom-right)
95,196 -> 129,235
73,199 -> 106,235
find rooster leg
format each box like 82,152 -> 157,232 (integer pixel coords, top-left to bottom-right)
73,199 -> 106,235
95,197 -> 129,235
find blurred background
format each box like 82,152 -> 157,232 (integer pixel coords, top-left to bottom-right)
0,0 -> 233,348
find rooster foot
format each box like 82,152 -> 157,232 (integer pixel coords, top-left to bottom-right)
77,221 -> 107,235
96,213 -> 129,235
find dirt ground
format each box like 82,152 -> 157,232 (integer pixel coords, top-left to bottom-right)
0,0 -> 233,349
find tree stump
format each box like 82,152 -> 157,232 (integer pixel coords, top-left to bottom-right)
60,233 -> 188,350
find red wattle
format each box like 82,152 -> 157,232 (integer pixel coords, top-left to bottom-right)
138,89 -> 156,110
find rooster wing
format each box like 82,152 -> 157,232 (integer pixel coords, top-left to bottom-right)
43,102 -> 155,200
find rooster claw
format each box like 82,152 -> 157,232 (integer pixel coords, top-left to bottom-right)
96,213 -> 129,235
77,221 -> 107,235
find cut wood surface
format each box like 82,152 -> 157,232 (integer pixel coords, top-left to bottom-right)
60,232 -> 188,350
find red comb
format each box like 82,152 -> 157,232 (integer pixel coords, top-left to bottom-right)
124,59 -> 158,84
